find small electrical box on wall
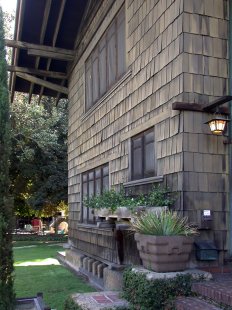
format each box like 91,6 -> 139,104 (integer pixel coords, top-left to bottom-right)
197,209 -> 213,230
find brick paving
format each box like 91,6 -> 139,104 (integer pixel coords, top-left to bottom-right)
192,274 -> 232,307
70,272 -> 232,309
176,296 -> 221,310
176,272 -> 232,309
71,291 -> 129,310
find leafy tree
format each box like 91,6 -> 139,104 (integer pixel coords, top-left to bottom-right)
0,6 -> 15,309
10,95 -> 68,213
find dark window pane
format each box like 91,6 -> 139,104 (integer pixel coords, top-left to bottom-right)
82,183 -> 88,197
89,180 -> 94,197
103,175 -> 109,190
117,11 -> 125,77
131,129 -> 155,181
95,168 -> 101,178
145,130 -> 154,143
86,62 -> 92,110
95,178 -> 101,194
103,165 -> 109,176
133,147 -> 142,179
82,173 -> 87,182
99,39 -> 107,96
89,171 -> 94,181
133,136 -> 142,149
92,51 -> 99,103
144,142 -> 154,177
107,24 -> 116,87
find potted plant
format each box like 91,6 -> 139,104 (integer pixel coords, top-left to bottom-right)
132,210 -> 198,272
84,185 -> 176,221
84,189 -> 124,218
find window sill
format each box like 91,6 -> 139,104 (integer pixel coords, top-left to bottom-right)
81,69 -> 132,122
123,176 -> 164,187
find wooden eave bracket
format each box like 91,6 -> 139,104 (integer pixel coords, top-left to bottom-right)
172,96 -> 232,114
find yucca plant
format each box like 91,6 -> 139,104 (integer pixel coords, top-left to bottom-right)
132,210 -> 198,236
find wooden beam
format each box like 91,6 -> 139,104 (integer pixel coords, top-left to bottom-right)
203,96 -> 232,111
10,0 -> 26,102
172,101 -> 229,114
27,49 -> 74,61
29,0 -> 52,103
16,72 -> 68,95
172,102 -> 203,112
39,0 -> 67,103
5,39 -> 74,56
8,65 -> 67,79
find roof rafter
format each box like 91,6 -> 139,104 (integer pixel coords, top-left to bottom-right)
39,0 -> 67,105
28,0 -> 52,103
8,65 -> 67,79
10,0 -> 26,103
16,72 -> 68,94
5,39 -> 74,56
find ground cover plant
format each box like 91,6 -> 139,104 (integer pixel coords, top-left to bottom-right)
14,241 -> 95,310
122,268 -> 193,310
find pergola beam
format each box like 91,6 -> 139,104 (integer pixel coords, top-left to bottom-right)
39,0 -> 67,104
16,72 -> 68,95
27,48 -> 74,61
5,39 -> 74,56
8,65 -> 67,79
28,0 -> 52,103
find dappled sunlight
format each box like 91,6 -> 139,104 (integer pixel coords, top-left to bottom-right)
15,258 -> 60,266
14,245 -> 37,250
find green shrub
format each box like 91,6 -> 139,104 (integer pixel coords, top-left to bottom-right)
12,233 -> 68,242
64,297 -> 82,310
122,268 -> 193,310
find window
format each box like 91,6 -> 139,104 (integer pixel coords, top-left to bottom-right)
85,6 -> 125,110
82,164 -> 109,223
131,129 -> 155,180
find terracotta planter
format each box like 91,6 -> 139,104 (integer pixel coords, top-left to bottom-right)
134,233 -> 194,272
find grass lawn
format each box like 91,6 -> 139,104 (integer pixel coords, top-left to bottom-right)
13,241 -> 96,310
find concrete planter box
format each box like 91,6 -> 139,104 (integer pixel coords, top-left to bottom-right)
134,234 -> 194,272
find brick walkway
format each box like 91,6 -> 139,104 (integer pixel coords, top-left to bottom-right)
176,272 -> 232,310
71,291 -> 129,310
70,272 -> 232,309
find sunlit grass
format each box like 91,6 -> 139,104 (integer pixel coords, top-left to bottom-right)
14,241 -> 95,310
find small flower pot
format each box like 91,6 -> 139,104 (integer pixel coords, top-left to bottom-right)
134,233 -> 194,272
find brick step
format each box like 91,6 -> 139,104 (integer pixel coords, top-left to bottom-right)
192,281 -> 232,307
175,297 -> 222,310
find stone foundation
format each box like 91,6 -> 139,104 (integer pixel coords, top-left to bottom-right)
65,248 -> 124,290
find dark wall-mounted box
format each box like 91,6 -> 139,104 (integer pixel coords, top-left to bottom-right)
195,240 -> 218,261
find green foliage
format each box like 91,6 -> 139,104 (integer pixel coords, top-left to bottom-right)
12,234 -> 68,242
122,268 -> 193,310
64,297 -> 83,310
84,185 -> 175,213
145,184 -> 175,207
10,96 -> 68,211
131,210 -> 198,236
0,7 -> 15,309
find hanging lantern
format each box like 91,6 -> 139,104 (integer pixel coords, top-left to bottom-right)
206,115 -> 230,135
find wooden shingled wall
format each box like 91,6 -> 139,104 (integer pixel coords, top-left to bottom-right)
68,0 -> 229,263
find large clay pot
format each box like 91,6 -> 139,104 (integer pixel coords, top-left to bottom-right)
134,233 -> 194,272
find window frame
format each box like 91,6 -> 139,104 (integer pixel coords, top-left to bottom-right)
85,5 -> 126,111
131,128 -> 156,181
81,164 -> 109,223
